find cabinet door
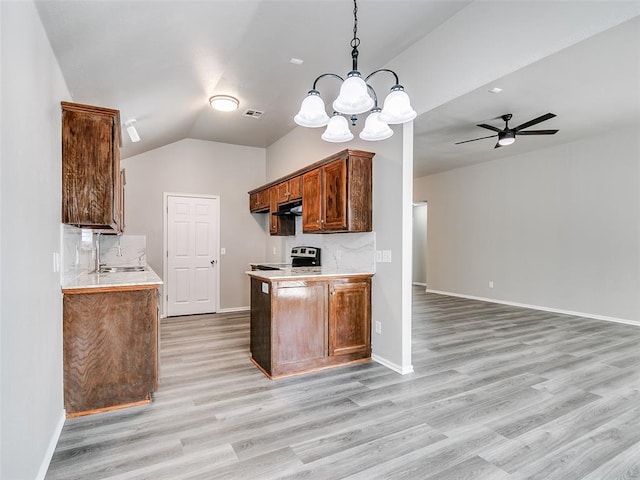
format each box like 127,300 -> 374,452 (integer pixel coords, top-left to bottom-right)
63,288 -> 158,415
275,182 -> 290,204
302,168 -> 323,232
322,159 -> 348,231
249,189 -> 269,212
288,176 -> 302,201
269,187 -> 294,236
328,279 -> 371,357
269,187 -> 279,234
272,282 -> 327,367
61,102 -> 121,232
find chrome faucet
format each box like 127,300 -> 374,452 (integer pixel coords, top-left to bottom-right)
94,232 -> 104,273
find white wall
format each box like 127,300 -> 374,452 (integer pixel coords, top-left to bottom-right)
0,2 -> 69,478
121,138 -> 266,312
266,124 -> 414,373
414,127 -> 640,322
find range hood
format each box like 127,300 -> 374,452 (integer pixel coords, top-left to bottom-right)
272,200 -> 302,216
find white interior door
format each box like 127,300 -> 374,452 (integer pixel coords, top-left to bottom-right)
166,194 -> 219,316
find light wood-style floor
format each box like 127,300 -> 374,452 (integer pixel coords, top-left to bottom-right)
46,288 -> 640,479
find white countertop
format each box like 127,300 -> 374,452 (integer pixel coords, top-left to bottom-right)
62,266 -> 163,291
246,266 -> 374,281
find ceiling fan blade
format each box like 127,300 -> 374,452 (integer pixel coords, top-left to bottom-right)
454,134 -> 498,145
476,123 -> 502,133
514,113 -> 556,131
516,129 -> 559,135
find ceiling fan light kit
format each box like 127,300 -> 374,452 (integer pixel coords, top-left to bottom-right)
209,95 -> 239,112
455,113 -> 558,149
295,0 -> 416,142
497,130 -> 516,146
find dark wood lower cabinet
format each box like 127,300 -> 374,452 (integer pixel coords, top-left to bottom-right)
63,286 -> 159,416
250,274 -> 372,378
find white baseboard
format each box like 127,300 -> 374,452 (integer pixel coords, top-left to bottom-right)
372,354 -> 414,375
425,289 -> 640,327
412,282 -> 427,287
217,306 -> 250,313
36,410 -> 66,480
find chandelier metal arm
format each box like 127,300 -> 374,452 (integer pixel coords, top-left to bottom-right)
365,68 -> 400,87
311,72 -> 344,91
366,83 -> 379,109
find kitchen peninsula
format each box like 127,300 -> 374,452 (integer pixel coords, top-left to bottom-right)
247,267 -> 373,379
62,267 -> 163,416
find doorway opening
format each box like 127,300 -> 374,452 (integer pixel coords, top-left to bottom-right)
412,202 -> 427,288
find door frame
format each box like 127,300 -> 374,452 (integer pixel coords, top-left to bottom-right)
162,192 -> 220,317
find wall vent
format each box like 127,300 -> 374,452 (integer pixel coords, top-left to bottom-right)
243,109 -> 264,119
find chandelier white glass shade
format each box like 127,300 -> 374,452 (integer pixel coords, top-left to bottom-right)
359,108 -> 393,141
294,0 -> 416,143
333,72 -> 375,114
293,90 -> 330,127
209,95 -> 239,112
322,113 -> 354,143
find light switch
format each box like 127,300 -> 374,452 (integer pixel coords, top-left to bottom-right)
221,247 -> 226,255
376,250 -> 383,262
261,282 -> 269,294
382,250 -> 392,263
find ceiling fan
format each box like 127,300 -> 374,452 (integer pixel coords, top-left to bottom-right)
455,113 -> 558,148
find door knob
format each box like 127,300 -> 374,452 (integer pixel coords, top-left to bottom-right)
210,259 -> 217,265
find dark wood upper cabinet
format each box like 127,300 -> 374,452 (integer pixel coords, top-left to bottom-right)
288,175 -> 302,201
301,168 -> 322,233
302,151 -> 372,233
269,186 -> 294,236
248,149 -> 373,236
61,102 -> 123,232
249,188 -> 269,212
275,176 -> 302,205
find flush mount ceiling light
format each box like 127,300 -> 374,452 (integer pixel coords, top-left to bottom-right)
209,95 -> 239,112
124,119 -> 140,143
294,0 -> 416,142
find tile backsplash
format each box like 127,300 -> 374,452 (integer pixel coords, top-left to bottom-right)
61,224 -> 147,275
284,217 -> 376,272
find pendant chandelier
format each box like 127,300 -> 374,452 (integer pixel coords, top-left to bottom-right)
294,0 -> 416,143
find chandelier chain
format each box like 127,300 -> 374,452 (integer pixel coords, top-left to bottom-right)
350,0 -> 360,70
351,0 -> 359,48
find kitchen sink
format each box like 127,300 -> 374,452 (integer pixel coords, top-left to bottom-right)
99,266 -> 147,273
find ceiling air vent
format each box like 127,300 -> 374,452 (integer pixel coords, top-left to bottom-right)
243,109 -> 264,119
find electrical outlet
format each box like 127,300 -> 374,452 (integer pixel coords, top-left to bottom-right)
376,250 -> 383,262
375,321 -> 382,334
488,281 -> 494,288
382,250 -> 392,263
273,247 -> 277,255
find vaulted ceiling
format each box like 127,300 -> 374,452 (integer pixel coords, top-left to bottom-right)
35,1 -> 640,177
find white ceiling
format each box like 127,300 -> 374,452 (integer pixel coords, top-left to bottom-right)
35,1 -> 639,177
414,15 -> 640,176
